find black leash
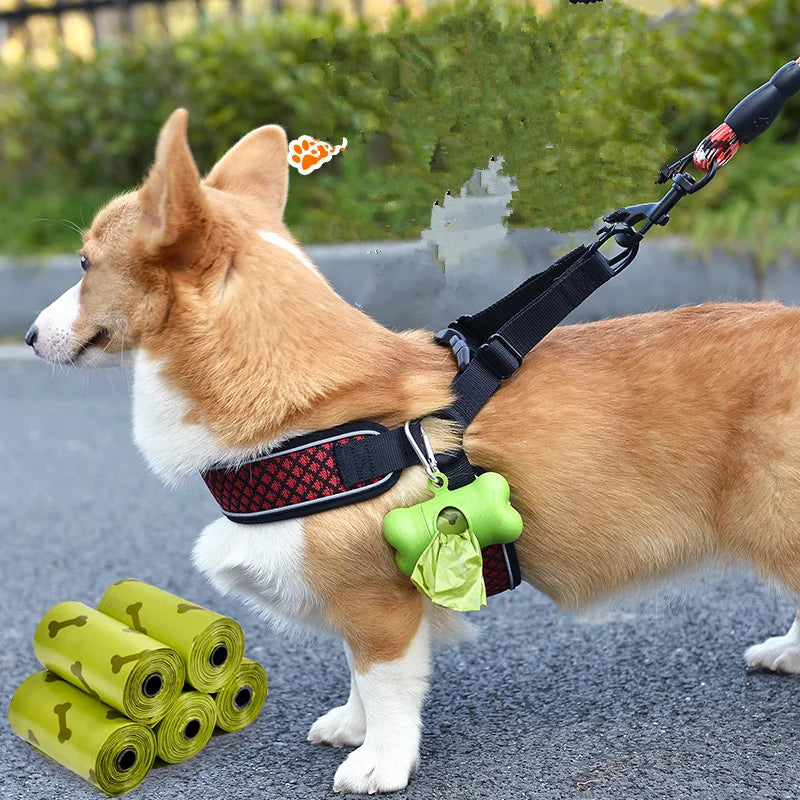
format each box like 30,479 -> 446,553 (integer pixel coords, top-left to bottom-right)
336,57 -> 800,492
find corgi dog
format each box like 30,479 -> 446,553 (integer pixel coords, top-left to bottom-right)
26,108 -> 800,793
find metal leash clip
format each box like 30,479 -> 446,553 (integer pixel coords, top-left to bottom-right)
591,155 -> 721,274
404,421 -> 444,487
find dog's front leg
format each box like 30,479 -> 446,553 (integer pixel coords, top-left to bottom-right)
332,615 -> 431,794
308,642 -> 366,748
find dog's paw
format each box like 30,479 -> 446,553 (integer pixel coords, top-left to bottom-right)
745,635 -> 800,674
307,703 -> 366,748
333,744 -> 417,794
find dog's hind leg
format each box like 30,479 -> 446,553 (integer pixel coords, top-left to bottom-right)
307,642 -> 366,748
745,608 -> 800,673
331,608 -> 430,794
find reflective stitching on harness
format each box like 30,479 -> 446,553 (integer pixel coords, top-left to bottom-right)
268,428 -> 381,458
220,471 -> 397,520
501,543 -> 516,591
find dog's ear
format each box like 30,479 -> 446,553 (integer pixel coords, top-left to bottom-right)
136,108 -> 209,266
204,125 -> 289,221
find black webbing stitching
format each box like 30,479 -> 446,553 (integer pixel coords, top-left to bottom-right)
503,542 -> 522,589
335,421 -> 422,488
457,245 -> 591,343
437,449 -> 476,490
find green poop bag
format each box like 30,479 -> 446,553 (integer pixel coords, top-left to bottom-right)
213,658 -> 268,733
383,471 -> 523,610
410,508 -> 487,611
8,671 -> 157,796
34,601 -> 184,725
152,690 -> 216,763
98,580 -> 245,693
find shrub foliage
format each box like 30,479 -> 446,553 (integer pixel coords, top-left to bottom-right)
0,0 -> 798,262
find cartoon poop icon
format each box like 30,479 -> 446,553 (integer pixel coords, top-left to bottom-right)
288,135 -> 347,175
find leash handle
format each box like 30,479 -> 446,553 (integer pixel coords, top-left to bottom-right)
694,57 -> 800,171
597,57 -> 800,267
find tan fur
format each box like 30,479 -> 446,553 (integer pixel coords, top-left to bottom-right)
74,109 -> 800,677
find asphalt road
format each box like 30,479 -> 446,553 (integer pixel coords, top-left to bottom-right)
3,352 -> 800,800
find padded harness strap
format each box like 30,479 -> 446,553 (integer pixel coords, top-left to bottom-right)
442,245 -> 615,429
201,422 -> 518,596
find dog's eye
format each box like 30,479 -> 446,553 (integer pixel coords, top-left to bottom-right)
80,254 -> 90,272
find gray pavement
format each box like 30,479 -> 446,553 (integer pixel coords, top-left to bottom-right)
3,352 -> 800,799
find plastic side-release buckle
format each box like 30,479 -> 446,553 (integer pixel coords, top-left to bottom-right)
476,334 -> 522,379
434,327 -> 472,371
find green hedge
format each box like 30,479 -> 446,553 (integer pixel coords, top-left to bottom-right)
1,0 -> 799,260
0,1 -> 671,252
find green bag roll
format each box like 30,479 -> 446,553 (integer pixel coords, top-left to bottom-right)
152,690 -> 216,763
213,658 -> 268,732
98,580 -> 245,693
34,601 -> 184,725
8,671 -> 157,796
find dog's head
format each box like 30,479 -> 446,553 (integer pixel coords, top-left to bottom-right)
27,110 -> 440,450
27,109 -> 296,366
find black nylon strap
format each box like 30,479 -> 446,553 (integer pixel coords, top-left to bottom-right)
437,450 -> 477,490
491,246 -> 614,351
335,422 -> 421,488
506,542 -> 522,587
444,245 -> 614,428
335,244 -> 614,486
456,245 -> 595,345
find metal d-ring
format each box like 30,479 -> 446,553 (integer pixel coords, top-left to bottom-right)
404,421 -> 442,485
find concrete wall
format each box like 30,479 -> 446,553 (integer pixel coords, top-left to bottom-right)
2,230 -> 798,340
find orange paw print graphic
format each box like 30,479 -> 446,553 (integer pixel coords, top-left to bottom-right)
288,135 -> 347,175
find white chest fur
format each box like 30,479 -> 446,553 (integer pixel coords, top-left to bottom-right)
131,352 -> 257,484
193,517 -> 323,631
132,352 -> 322,630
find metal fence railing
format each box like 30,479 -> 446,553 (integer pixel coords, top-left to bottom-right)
0,0 -> 392,61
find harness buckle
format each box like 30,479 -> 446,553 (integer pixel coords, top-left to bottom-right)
476,334 -> 522,380
434,327 -> 472,371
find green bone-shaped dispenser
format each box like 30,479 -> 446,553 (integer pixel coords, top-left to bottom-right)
382,471 -> 523,577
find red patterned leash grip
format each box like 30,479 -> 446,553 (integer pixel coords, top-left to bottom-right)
694,56 -> 800,172
693,122 -> 741,172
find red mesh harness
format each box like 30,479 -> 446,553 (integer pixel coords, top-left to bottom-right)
201,422 -> 520,597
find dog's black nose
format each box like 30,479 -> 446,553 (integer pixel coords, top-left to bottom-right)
25,324 -> 38,347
